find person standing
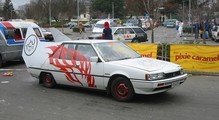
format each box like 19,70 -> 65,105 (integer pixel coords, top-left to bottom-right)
178,21 -> 184,37
102,22 -> 112,40
79,21 -> 83,34
194,20 -> 200,39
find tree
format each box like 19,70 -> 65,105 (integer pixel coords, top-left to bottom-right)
90,0 -> 125,19
19,0 -> 87,23
3,0 -> 16,20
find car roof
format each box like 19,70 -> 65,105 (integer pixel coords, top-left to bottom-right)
0,21 -> 39,28
62,40 -> 119,44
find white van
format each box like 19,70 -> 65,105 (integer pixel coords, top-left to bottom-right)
0,21 -> 45,67
92,19 -> 117,34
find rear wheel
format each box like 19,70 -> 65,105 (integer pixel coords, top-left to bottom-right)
41,73 -> 56,88
111,77 -> 134,102
131,39 -> 140,43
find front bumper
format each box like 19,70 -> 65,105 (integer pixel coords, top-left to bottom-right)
131,74 -> 187,95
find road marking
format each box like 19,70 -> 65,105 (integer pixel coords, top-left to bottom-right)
0,69 -> 27,71
1,81 -> 9,84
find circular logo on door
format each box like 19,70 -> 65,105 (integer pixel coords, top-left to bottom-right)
24,35 -> 38,56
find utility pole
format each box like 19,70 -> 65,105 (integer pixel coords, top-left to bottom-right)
49,0 -> 51,26
183,0 -> 185,22
188,0 -> 191,26
77,0 -> 80,25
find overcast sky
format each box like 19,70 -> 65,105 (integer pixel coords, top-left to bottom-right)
11,0 -> 31,9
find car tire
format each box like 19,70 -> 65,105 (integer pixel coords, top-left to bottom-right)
131,39 -> 140,43
111,77 -> 134,102
211,37 -> 214,41
41,73 -> 56,88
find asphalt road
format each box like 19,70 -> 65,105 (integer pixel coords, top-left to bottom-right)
0,62 -> 219,120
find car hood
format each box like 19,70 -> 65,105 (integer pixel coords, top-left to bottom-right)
112,57 -> 180,72
92,27 -> 103,34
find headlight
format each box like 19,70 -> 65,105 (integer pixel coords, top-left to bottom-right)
145,73 -> 164,81
180,69 -> 185,75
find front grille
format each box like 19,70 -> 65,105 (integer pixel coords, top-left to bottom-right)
165,71 -> 181,79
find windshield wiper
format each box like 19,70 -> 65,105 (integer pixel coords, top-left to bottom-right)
117,57 -> 132,60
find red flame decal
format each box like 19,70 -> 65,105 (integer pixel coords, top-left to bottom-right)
47,45 -> 96,87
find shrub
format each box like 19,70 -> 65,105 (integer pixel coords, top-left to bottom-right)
183,26 -> 194,34
72,27 -> 85,32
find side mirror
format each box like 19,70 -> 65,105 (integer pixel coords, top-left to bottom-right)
90,56 -> 99,62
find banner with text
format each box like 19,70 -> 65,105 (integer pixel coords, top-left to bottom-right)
170,45 -> 219,72
127,44 -> 158,58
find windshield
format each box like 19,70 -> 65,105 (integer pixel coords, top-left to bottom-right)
95,24 -> 104,28
94,41 -> 141,62
111,27 -> 117,33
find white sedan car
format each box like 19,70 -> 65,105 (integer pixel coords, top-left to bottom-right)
23,28 -> 187,102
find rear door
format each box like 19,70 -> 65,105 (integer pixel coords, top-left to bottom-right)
124,28 -> 135,40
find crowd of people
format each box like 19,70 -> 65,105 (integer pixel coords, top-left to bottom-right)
175,19 -> 217,39
193,19 -> 216,39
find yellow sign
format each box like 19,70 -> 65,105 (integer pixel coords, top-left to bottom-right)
170,45 -> 219,72
127,44 -> 158,58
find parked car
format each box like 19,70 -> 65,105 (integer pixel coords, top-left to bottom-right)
123,19 -> 142,27
64,21 -> 76,27
123,22 -> 134,26
166,21 -> 176,28
68,22 -> 78,29
163,19 -> 178,27
83,22 -> 92,27
211,25 -> 219,41
41,28 -> 53,41
112,26 -> 148,42
23,28 -> 188,101
89,26 -> 148,43
92,19 -> 117,34
0,21 -> 45,67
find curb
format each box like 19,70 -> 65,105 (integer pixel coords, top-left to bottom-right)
186,71 -> 219,76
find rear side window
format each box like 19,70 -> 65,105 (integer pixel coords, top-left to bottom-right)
5,28 -> 22,39
63,44 -> 77,60
124,28 -> 134,34
133,28 -> 145,33
5,29 -> 14,39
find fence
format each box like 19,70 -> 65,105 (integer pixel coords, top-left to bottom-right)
127,43 -> 219,73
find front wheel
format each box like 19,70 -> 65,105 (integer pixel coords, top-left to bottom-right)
131,39 -> 140,43
111,77 -> 134,102
41,73 -> 56,88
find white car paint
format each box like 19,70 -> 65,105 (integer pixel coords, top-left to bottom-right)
22,28 -> 187,101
